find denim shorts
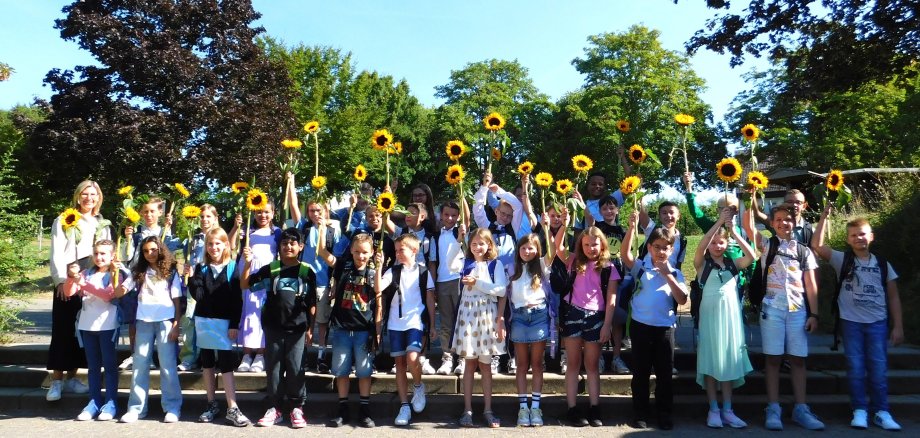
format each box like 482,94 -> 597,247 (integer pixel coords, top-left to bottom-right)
330,329 -> 373,378
560,302 -> 605,342
760,305 -> 808,357
388,328 -> 423,357
510,304 -> 549,343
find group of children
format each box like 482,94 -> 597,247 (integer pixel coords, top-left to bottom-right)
50,168 -> 904,431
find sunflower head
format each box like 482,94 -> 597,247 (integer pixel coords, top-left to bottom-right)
371,129 -> 393,151
716,158 -> 743,183
483,112 -> 506,131
517,161 -> 534,176
674,113 -> 696,126
628,144 -> 647,165
60,208 -> 82,231
231,181 -> 249,194
616,119 -> 630,133
303,120 -> 320,134
572,154 -> 594,173
354,165 -> 368,182
377,192 -> 396,213
125,206 -> 141,224
311,176 -> 327,190
446,140 -> 467,161
117,185 -> 134,197
826,170 -> 844,191
445,164 -> 465,186
246,188 -> 269,211
556,179 -> 574,196
620,176 -> 641,195
388,141 -> 403,155
491,147 -> 501,161
535,172 -> 553,188
741,124 -> 760,142
182,205 -> 202,219
174,183 -> 191,198
747,171 -> 769,190
281,139 -> 303,149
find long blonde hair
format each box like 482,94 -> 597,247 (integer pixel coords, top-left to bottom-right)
573,226 -> 611,274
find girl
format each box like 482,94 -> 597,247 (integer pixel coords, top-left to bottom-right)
190,228 -> 251,426
116,236 -> 183,423
229,200 -> 279,373
178,203 -> 221,371
47,180 -> 110,401
65,239 -> 123,421
694,208 -> 755,428
555,217 -> 621,427
507,224 -> 556,427
449,227 -> 508,428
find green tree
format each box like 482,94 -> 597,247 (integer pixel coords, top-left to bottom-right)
0,151 -> 39,340
0,105 -> 50,213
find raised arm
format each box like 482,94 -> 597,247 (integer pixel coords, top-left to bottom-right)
520,175 -> 538,231
621,211 -> 639,270
811,203 -> 834,261
554,207 -> 571,264
728,217 -> 757,270
316,222 -> 337,267
684,172 -> 717,231
638,198 -> 651,230
743,199 -> 763,251
472,174 -> 492,229
694,210 -> 727,273
288,173 -> 302,224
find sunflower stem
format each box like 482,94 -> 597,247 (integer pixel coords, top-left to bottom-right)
162,200 -> 176,241
314,133 -> 319,178
245,210 -> 252,250
681,126 -> 690,177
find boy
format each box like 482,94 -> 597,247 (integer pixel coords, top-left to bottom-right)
317,229 -> 380,428
621,211 -> 688,431
351,204 -> 396,271
753,189 -> 814,245
812,205 -> 903,430
743,203 -> 823,431
241,228 -> 316,428
394,202 -> 437,374
375,233 -> 437,426
430,201 -> 467,375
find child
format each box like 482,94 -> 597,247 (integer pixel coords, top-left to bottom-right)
743,203 -> 823,431
394,202 -> 437,375
319,231 -> 381,428
354,203 -> 396,270
621,211 -> 688,431
241,227 -> 316,428
65,239 -> 123,421
115,236 -> 183,423
430,201 -> 466,375
450,227 -> 508,428
812,205 -> 903,430
189,228 -> 250,427
508,228 -> 556,427
178,203 -> 221,372
693,209 -> 755,428
375,233 -> 436,426
555,221 -> 621,428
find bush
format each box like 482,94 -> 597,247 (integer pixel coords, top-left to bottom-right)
0,152 -> 39,341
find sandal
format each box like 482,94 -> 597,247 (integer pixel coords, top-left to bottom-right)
459,410 -> 474,428
484,410 -> 500,428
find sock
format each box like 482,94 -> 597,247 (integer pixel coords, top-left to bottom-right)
518,394 -> 528,409
339,397 -> 348,405
723,400 -> 732,412
338,397 -> 348,415
531,393 -> 541,409
318,347 -> 326,359
709,400 -> 719,412
360,396 -> 370,413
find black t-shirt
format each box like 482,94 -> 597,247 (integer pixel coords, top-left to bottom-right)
250,262 -> 316,332
330,260 -> 376,331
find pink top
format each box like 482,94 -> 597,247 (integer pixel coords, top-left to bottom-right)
567,259 -> 621,311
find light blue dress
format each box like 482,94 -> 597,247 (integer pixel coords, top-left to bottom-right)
696,258 -> 753,388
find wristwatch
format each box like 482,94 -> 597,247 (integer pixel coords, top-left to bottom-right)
807,312 -> 819,320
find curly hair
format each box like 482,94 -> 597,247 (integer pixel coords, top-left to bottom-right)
132,236 -> 175,285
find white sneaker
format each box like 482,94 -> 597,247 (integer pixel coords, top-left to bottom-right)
721,409 -> 747,428
249,354 -> 264,373
76,400 -> 99,421
177,361 -> 195,371
706,409 -> 723,428
64,378 -> 89,394
453,360 -> 465,376
163,412 -> 179,423
119,356 -> 134,370
420,357 -> 436,375
873,411 -> 901,431
517,406 -> 531,427
45,380 -> 63,401
508,357 -> 517,375
490,356 -> 499,374
394,404 -> 411,426
622,337 -> 632,350
613,356 -> 631,374
850,409 -> 868,429
436,355 -> 453,375
411,383 -> 427,413
389,364 -> 398,374
237,354 -> 252,372
560,351 -> 568,374
120,411 -> 140,423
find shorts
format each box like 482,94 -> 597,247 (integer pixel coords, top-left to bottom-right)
760,305 -> 808,357
388,328 -> 424,357
330,329 -> 373,378
200,348 -> 239,374
315,286 -> 332,324
561,302 -> 605,343
510,304 -> 549,343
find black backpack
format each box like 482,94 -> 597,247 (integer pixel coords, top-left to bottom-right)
381,264 -> 432,331
689,255 -> 739,328
747,235 -> 810,311
830,250 -> 889,351
638,227 -> 688,270
550,257 -> 612,320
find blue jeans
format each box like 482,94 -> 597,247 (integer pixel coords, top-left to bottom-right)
127,320 -> 182,416
842,319 -> 889,412
81,329 -> 118,407
330,329 -> 373,378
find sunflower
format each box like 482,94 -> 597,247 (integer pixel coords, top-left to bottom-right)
445,164 -> 465,186
483,112 -> 506,131
281,139 -> 303,149
556,179 -> 574,196
517,161 -> 534,176
117,185 -> 134,196
748,171 -> 769,190
231,181 -> 249,194
125,206 -> 141,224
390,141 -> 403,155
826,169 -> 844,191
446,140 -> 467,161
620,176 -> 641,195
491,147 -> 501,161
377,192 -> 396,213
741,124 -> 760,142
628,144 -> 647,165
182,205 -> 202,219
716,157 -> 743,183
572,154 -> 593,173
311,176 -> 327,190
616,119 -> 630,133
674,113 -> 696,126
174,183 -> 191,198
303,120 -> 320,134
371,129 -> 393,151
354,164 -> 368,182
534,172 -> 553,188
246,188 -> 269,211
60,208 -> 82,231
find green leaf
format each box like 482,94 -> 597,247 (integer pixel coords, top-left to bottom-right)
644,148 -> 662,167
834,184 -> 853,210
811,183 -> 827,207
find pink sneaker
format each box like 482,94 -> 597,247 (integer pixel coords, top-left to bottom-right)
257,407 -> 283,427
290,407 -> 306,428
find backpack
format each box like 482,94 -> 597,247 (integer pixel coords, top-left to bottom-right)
830,250 -> 890,351
747,235 -> 810,311
430,226 -> 461,265
299,221 -> 336,255
638,227 -> 688,269
198,260 -> 237,283
381,263 -> 431,329
551,258 -> 613,321
689,255 -> 739,328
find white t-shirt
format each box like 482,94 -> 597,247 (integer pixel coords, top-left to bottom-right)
829,251 -> 897,323
379,263 -> 435,331
77,270 -> 119,332
435,227 -> 464,282
510,259 -> 551,308
762,238 -> 817,312
122,269 -> 182,322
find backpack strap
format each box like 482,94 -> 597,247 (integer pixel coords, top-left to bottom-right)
831,250 -> 855,351
675,234 -> 688,269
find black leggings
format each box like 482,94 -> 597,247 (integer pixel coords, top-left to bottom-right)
200,349 -> 239,374
629,319 -> 674,419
